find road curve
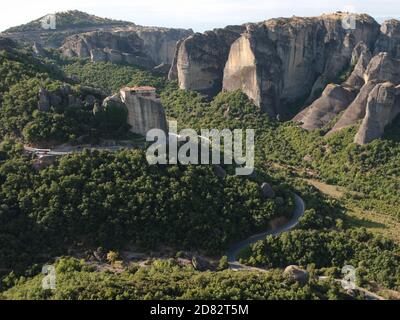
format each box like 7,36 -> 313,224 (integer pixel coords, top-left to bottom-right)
227,193 -> 305,270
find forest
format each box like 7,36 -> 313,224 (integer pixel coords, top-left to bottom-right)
1,40 -> 400,299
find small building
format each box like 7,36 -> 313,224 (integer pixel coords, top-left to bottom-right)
120,86 -> 157,99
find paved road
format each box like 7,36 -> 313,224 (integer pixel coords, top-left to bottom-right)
225,195 -> 385,300
227,193 -> 305,270
24,145 -> 135,157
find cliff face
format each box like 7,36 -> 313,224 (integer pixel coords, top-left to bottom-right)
169,26 -> 245,96
297,42 -> 400,144
118,89 -> 168,136
354,83 -> 400,144
374,20 -> 400,58
223,26 -> 282,117
293,84 -> 357,131
60,31 -> 155,68
135,28 -> 193,67
171,13 -> 380,117
60,28 -> 193,68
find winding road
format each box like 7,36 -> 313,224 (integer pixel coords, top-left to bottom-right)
226,194 -> 385,300
227,193 -> 305,270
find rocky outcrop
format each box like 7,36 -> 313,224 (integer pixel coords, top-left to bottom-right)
60,29 -> 192,67
261,182 -> 275,199
288,30 -> 400,145
170,26 -> 245,96
60,31 -> 155,68
284,265 -> 309,285
172,13 -> 380,117
117,87 -> 168,136
213,165 -> 227,179
364,52 -> 400,83
37,85 -> 101,112
265,13 -> 378,110
223,26 -> 282,117
293,84 -> 357,130
2,11 -> 193,65
354,83 -> 400,144
328,80 -> 378,134
344,42 -> 372,88
135,28 -> 193,66
326,53 -> 400,140
374,20 -> 400,58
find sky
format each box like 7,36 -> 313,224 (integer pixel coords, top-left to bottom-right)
1,0 -> 399,32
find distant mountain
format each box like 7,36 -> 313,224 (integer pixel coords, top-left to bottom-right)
4,10 -> 134,33
1,10 -> 193,66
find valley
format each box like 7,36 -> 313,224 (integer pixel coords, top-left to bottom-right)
0,8 -> 400,301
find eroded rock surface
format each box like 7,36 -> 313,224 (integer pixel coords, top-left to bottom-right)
354,83 -> 400,144
118,87 -> 168,136
293,84 -> 357,131
60,31 -> 155,68
172,13 -> 380,117
172,26 -> 245,96
374,19 -> 400,58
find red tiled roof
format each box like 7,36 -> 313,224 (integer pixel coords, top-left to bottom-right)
122,86 -> 156,91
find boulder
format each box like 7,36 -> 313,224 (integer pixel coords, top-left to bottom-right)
213,165 -> 227,179
261,182 -> 275,199
284,265 -> 309,285
191,256 -> 210,271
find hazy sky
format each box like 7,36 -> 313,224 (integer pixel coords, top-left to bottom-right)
1,0 -> 399,32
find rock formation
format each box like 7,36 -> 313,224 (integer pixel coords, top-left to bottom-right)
171,13 -> 380,117
327,53 -> 400,143
169,26 -> 246,96
60,31 -> 155,68
293,84 -> 357,131
344,42 -> 372,88
283,265 -> 309,285
37,85 -> 102,112
328,80 -> 379,134
112,86 -> 168,136
354,83 -> 400,144
261,182 -> 275,199
292,20 -> 400,145
223,26 -> 282,117
374,20 -> 400,58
